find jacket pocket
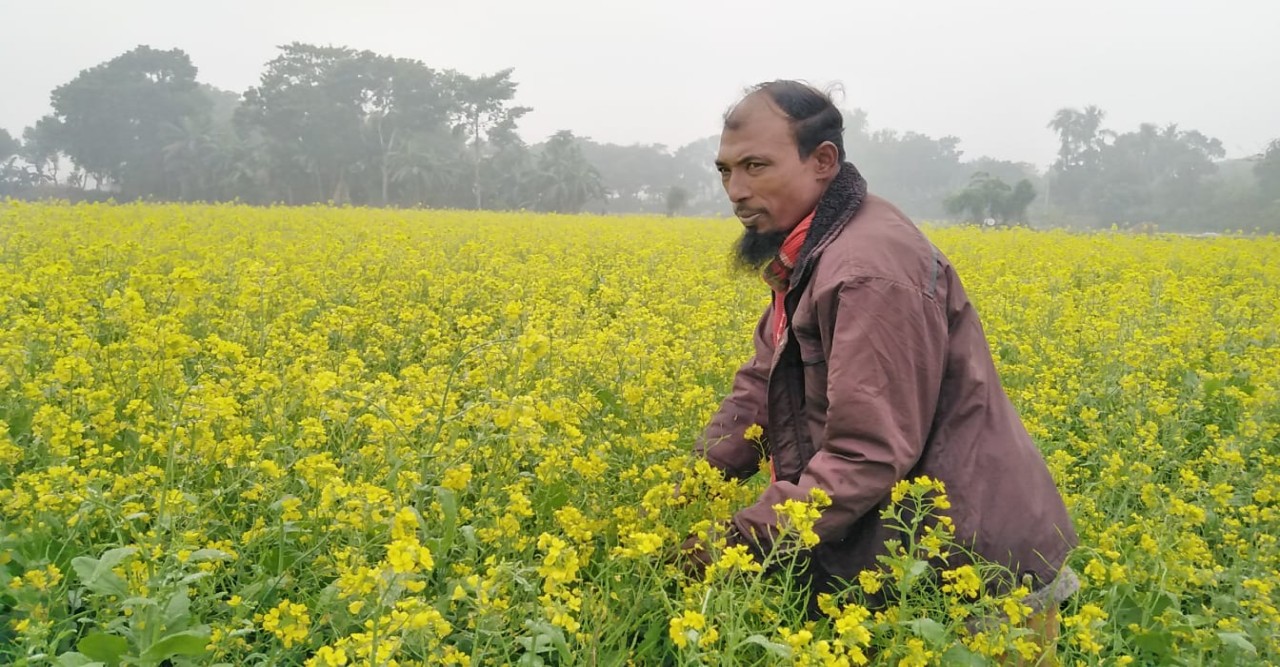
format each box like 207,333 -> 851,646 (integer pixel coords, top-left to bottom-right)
794,327 -> 826,365
794,330 -> 829,413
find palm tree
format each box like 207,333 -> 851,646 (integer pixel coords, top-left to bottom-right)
1048,105 -> 1107,172
161,116 -> 221,201
390,131 -> 469,207
534,131 -> 605,214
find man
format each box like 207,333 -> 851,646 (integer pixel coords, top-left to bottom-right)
687,81 -> 1079,626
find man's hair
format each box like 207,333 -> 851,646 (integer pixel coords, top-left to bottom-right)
725,80 -> 846,161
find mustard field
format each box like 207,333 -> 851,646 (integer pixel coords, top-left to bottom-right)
1,202 -> 1277,665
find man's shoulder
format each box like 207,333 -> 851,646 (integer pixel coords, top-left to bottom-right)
815,192 -> 938,291
856,193 -> 916,225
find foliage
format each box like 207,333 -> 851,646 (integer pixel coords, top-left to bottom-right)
1046,107 -> 1239,229
15,45 -> 1279,229
45,45 -> 210,198
2,202 -> 1278,665
943,172 -> 1037,225
0,130 -> 18,162
848,125 -> 966,218
1254,139 -> 1280,200
533,131 -> 604,214
665,185 -> 691,218
0,130 -> 23,196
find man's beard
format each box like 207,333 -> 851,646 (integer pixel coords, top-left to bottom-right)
733,228 -> 788,271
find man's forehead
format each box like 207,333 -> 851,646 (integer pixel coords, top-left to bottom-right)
718,106 -> 794,163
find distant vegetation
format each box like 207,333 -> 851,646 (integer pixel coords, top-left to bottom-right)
1,44 -> 1277,231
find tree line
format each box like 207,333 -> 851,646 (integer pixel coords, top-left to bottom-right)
1041,106 -> 1280,231
1,44 -> 1277,230
0,45 -> 608,214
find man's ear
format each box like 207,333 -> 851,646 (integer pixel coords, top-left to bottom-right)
812,141 -> 840,176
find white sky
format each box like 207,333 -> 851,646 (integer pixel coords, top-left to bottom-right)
2,0 -> 1278,168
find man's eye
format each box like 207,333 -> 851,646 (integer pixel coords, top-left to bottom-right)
746,162 -> 765,172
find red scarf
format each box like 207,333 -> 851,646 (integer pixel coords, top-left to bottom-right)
762,210 -> 815,345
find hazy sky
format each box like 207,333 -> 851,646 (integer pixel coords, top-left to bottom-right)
2,0 -> 1278,168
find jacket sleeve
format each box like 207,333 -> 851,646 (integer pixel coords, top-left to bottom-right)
693,301 -> 776,480
730,277 -> 948,555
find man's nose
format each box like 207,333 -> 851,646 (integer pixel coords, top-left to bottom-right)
725,171 -> 751,203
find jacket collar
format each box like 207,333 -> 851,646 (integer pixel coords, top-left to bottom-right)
789,161 -> 868,292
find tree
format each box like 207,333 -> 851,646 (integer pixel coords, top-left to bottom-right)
1252,138 -> 1280,198
22,117 -> 64,185
1088,122 -> 1225,226
0,129 -> 18,162
665,185 -> 690,217
383,126 -> 464,207
534,130 -> 604,214
962,157 -> 1040,189
1247,139 -> 1280,231
215,131 -> 273,203
200,84 -> 241,128
447,68 -> 531,209
1042,108 -> 1239,228
0,129 -> 26,195
840,110 -> 967,218
671,135 -> 725,216
578,140 -> 677,213
160,115 -> 225,201
237,44 -> 370,204
999,179 -> 1038,223
944,172 -> 1036,225
163,85 -> 250,202
351,53 -> 452,206
47,45 -> 210,197
238,45 -> 485,206
481,137 -> 538,211
1046,105 -> 1109,210
1048,106 -> 1107,172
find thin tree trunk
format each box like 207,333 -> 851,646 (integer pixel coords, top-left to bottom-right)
379,124 -> 395,207
473,113 -> 482,209
332,171 -> 349,205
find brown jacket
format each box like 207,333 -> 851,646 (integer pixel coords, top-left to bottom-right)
696,163 -> 1078,596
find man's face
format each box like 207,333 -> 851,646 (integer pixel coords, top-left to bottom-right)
716,96 -> 829,238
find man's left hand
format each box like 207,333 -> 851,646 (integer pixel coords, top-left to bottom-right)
677,533 -> 714,580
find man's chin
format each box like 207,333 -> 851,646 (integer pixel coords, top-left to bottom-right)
733,228 -> 788,270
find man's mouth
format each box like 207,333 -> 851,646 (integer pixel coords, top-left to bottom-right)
737,212 -> 763,227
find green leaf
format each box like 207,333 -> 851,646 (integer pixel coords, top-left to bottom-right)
186,548 -> 233,562
739,634 -> 792,658
235,580 -> 265,602
56,653 -> 106,667
98,547 -> 138,569
1217,632 -> 1257,656
904,617 -> 946,646
516,633 -> 557,654
163,588 -> 192,630
460,525 -> 479,552
515,654 -> 546,667
1133,629 -> 1174,657
77,632 -> 129,664
900,558 -> 931,592
140,629 -> 211,661
71,547 -> 137,598
519,620 -> 566,656
436,486 -> 459,553
940,644 -> 987,666
634,613 -> 666,655
179,571 -> 212,585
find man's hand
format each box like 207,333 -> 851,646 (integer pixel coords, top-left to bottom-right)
678,533 -> 715,580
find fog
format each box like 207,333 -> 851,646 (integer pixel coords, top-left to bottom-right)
1,0 -> 1278,229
